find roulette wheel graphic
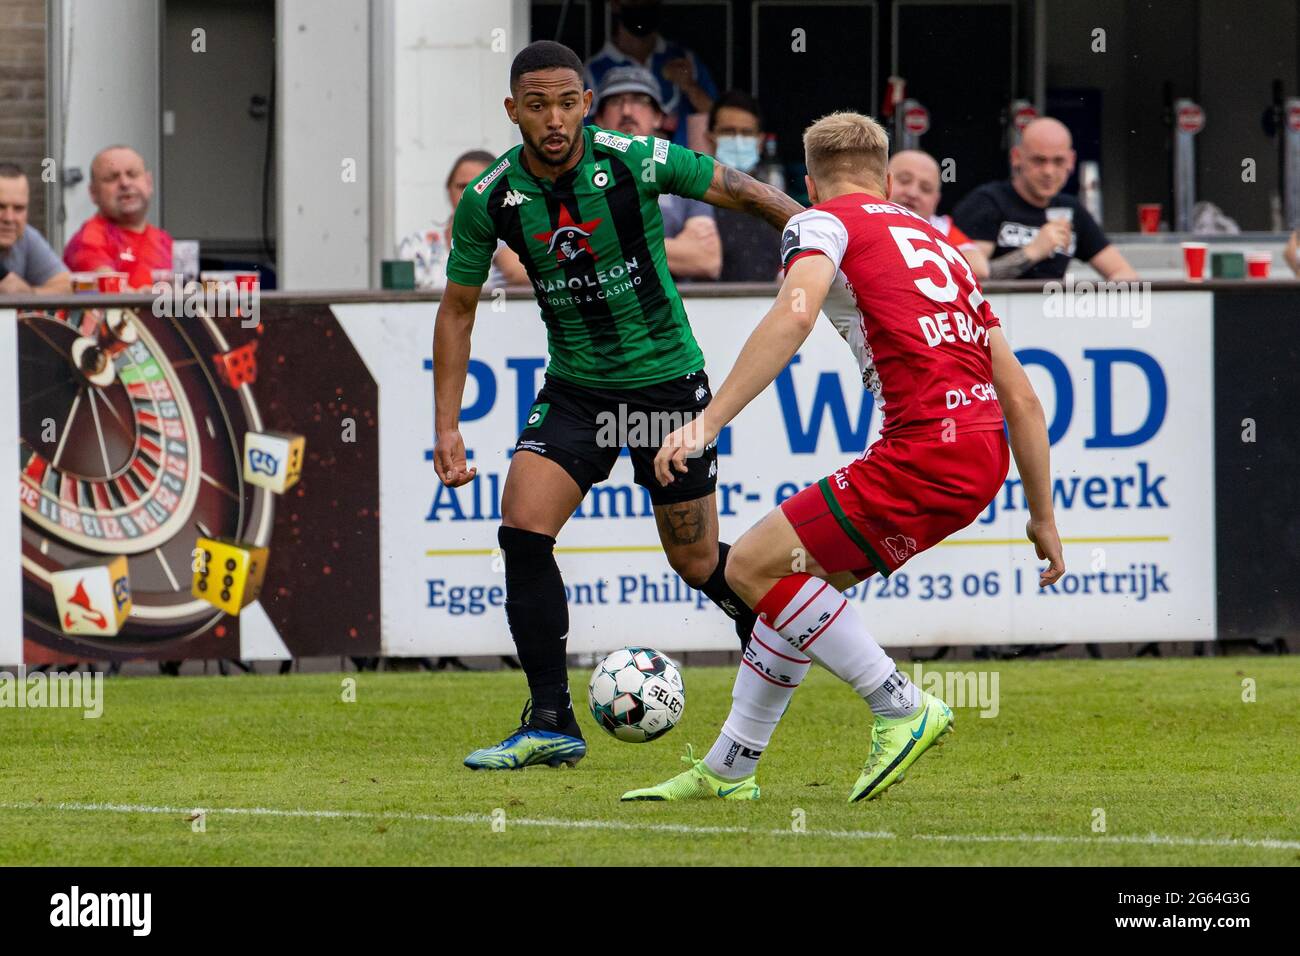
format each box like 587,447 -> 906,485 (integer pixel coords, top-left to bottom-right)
17,306 -> 273,651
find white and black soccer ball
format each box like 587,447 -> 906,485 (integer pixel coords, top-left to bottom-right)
587,647 -> 685,743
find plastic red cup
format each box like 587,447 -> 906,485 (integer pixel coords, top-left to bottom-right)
96,272 -> 129,293
233,271 -> 260,320
1138,203 -> 1162,234
1244,251 -> 1272,279
1181,242 -> 1208,281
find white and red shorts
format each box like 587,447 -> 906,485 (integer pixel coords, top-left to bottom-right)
781,426 -> 1010,579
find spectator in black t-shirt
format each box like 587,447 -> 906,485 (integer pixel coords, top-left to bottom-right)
704,90 -> 784,282
953,118 -> 1136,281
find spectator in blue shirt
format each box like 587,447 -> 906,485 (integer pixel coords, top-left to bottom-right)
584,0 -> 717,151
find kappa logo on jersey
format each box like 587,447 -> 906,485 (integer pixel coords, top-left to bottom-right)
500,189 -> 530,207
882,535 -> 918,563
473,156 -> 511,194
533,205 -> 603,263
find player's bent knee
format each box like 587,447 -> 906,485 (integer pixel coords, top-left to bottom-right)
723,539 -> 764,596
665,549 -> 715,588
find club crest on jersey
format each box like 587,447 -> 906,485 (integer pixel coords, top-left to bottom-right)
592,168 -> 610,188
533,206 -> 603,263
781,223 -> 800,261
882,535 -> 917,563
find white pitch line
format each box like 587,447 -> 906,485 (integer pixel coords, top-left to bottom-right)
0,802 -> 1296,851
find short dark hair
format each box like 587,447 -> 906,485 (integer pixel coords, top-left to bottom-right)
709,90 -> 763,132
0,161 -> 25,179
510,40 -> 585,91
446,149 -> 497,189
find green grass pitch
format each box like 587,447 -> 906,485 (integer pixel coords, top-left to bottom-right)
1,657 -> 1297,866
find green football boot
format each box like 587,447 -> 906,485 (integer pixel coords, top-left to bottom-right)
849,691 -> 954,802
620,745 -> 760,801
463,700 -> 587,770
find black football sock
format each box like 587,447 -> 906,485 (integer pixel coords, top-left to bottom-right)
498,525 -> 576,733
699,542 -> 759,650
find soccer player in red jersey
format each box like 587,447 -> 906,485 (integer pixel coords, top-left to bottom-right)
622,112 -> 1065,804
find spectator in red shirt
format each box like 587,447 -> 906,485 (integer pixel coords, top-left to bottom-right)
64,145 -> 172,289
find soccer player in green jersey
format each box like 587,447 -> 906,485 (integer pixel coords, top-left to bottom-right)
434,41 -> 803,770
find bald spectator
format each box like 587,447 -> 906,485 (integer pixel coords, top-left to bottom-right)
0,163 -> 70,294
594,65 -> 721,280
953,118 -> 1136,281
888,150 -> 989,280
64,145 -> 172,289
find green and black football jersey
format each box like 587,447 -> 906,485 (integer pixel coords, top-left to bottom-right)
446,125 -> 715,388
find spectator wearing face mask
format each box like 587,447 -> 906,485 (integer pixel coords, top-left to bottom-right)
584,0 -> 717,151
705,91 -> 785,282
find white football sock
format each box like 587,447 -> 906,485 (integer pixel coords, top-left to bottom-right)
865,669 -> 922,719
703,619 -> 811,780
756,573 -> 918,719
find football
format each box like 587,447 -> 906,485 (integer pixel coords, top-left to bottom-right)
587,647 -> 685,743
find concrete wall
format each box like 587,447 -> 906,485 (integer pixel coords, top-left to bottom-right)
276,0 -> 371,289
387,0 -> 529,246
58,0 -> 161,247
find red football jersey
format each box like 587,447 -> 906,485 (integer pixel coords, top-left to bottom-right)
782,193 -> 1005,439
64,213 -> 173,290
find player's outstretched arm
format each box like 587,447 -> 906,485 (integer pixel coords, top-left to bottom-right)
698,162 -> 804,231
654,254 -> 836,485
433,280 -> 482,488
989,327 -> 1065,587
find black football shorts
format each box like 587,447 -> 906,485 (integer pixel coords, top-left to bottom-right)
514,370 -> 718,506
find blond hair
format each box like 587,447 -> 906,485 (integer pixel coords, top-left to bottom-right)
802,111 -> 889,189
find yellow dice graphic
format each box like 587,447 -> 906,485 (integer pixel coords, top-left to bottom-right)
51,555 -> 132,636
243,431 -> 305,494
192,537 -> 269,615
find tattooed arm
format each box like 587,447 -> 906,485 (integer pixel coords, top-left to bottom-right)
986,248 -> 1034,279
698,163 -> 804,231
